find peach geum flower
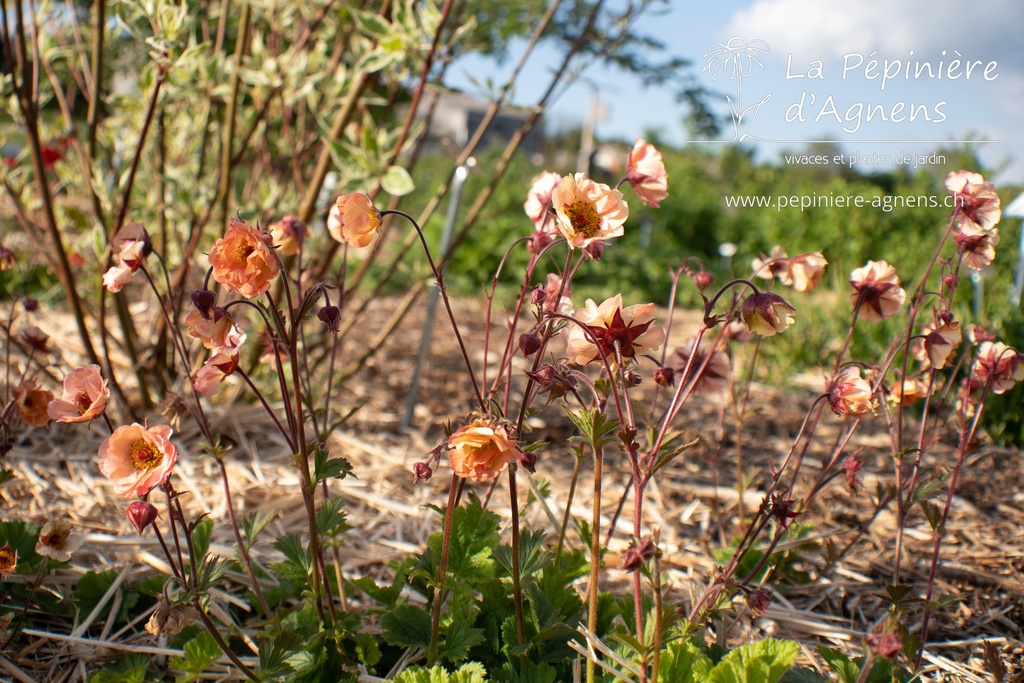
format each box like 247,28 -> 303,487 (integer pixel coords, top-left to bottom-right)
447,418 -> 517,482
98,423 -> 178,497
36,519 -> 85,562
193,352 -> 240,396
15,380 -> 53,427
268,215 -> 307,256
826,367 -> 874,417
551,173 -> 628,249
208,217 -> 281,298
626,139 -> 668,208
565,294 -> 665,368
102,222 -> 151,293
781,252 -> 828,292
889,376 -> 929,406
850,260 -> 906,322
0,544 -> 17,577
971,341 -> 1024,395
740,291 -> 795,337
48,364 -> 110,423
751,245 -> 789,280
524,171 -> 562,232
945,170 -> 1001,233
914,319 -> 962,370
953,225 -> 999,270
185,308 -> 246,355
327,193 -> 382,248
668,339 -> 731,393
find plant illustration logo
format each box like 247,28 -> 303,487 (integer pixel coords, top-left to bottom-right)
702,37 -> 772,141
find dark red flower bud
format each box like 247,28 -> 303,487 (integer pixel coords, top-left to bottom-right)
412,461 -> 433,484
191,289 -> 217,319
126,501 -> 159,536
518,450 -> 537,474
22,298 -> 38,312
746,589 -> 771,615
526,363 -> 556,388
654,366 -> 675,387
623,370 -> 642,387
318,305 -> 342,333
693,270 -> 714,291
0,441 -> 12,459
519,333 -> 542,357
941,273 -> 959,291
531,288 -> 548,306
622,537 -> 656,571
582,240 -> 605,261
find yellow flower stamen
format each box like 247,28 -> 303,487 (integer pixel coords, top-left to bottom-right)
565,200 -> 600,237
129,440 -> 161,472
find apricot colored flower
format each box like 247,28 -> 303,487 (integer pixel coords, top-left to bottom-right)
541,273 -> 573,316
327,193 -> 382,248
268,215 -> 307,256
0,545 -> 17,577
782,252 -> 828,292
192,352 -> 239,396
626,139 -> 668,208
524,171 -> 562,232
668,339 -> 731,393
14,380 -> 53,427
971,341 -> 1024,395
551,173 -> 628,249
915,320 -> 962,370
953,225 -> 999,270
208,217 -> 281,298
36,519 -> 85,562
565,294 -> 665,368
447,418 -> 517,482
98,423 -> 178,497
48,364 -> 110,423
826,367 -> 874,417
889,376 -> 929,406
102,223 -> 151,293
945,170 -> 1000,233
185,308 -> 246,355
740,291 -> 795,337
850,260 -> 906,322
751,246 -> 788,280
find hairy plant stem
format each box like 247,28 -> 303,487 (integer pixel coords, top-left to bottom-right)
193,599 -> 259,681
428,475 -> 461,664
586,443 -> 604,683
507,464 -> 527,649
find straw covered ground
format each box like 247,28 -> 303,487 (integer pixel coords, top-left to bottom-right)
2,297 -> 1022,681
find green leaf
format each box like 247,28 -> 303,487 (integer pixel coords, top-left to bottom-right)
87,654 -> 150,683
443,618 -> 485,662
707,638 -> 799,683
314,445 -> 354,483
269,534 -> 311,582
380,603 -> 432,649
816,647 -> 859,683
393,663 -> 488,683
169,631 -> 220,682
316,497 -> 351,540
381,165 -> 415,196
74,570 -> 119,622
911,476 -> 946,503
658,639 -> 712,682
779,669 -> 829,683
189,518 -> 214,565
565,407 -> 619,449
356,632 -> 382,669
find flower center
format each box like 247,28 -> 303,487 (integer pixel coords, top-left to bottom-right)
235,244 -> 255,262
75,392 -> 92,415
42,532 -> 66,550
565,200 -> 600,237
129,440 -> 162,472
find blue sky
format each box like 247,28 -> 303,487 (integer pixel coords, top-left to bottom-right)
447,0 -> 1024,184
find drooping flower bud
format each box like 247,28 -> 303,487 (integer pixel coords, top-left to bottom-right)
518,450 -> 537,474
692,270 -> 713,291
622,538 -> 656,571
530,287 -> 548,307
654,366 -> 675,387
191,289 -> 217,319
519,333 -> 541,357
318,305 -> 342,333
412,461 -> 433,485
126,501 -> 159,536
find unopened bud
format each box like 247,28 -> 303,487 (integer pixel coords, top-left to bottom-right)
518,450 -> 537,474
654,367 -> 675,387
0,441 -> 12,459
527,363 -> 556,388
527,230 -> 552,255
318,305 -> 342,333
126,501 -> 159,536
22,298 -> 38,312
693,271 -> 714,291
582,241 -> 605,260
941,273 -> 959,291
412,461 -> 432,484
530,288 -> 548,306
622,538 -> 656,571
623,370 -> 642,387
519,333 -> 542,357
746,589 -> 771,615
191,289 -> 217,318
